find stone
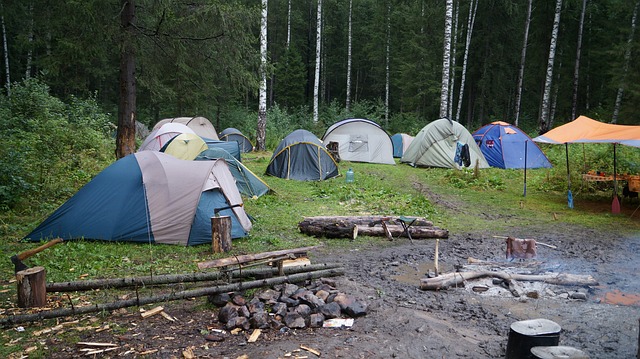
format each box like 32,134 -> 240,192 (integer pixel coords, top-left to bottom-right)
294,304 -> 312,319
249,312 -> 270,329
269,317 -> 285,330
318,302 -> 342,319
284,313 -> 306,329
281,283 -> 299,298
310,313 -> 325,328
271,302 -> 288,317
315,289 -> 330,302
332,293 -> 354,310
291,289 -> 312,300
247,298 -> 265,314
204,334 -> 225,342
207,292 -> 232,307
279,296 -> 300,307
238,305 -> 251,318
320,277 -> 337,287
257,288 -> 280,303
226,316 -> 250,331
218,303 -> 240,323
231,294 -> 246,306
344,300 -> 368,317
300,292 -> 325,309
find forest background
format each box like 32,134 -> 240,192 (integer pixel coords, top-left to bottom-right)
1,0 -> 640,213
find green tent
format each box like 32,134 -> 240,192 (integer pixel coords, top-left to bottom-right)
196,148 -> 270,198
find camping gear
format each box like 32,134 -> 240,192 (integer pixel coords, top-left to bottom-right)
401,119 -> 489,169
138,122 -> 196,152
153,116 -> 219,140
345,168 -> 354,183
11,238 -> 63,273
472,121 -> 552,169
391,133 -> 414,158
160,132 -> 208,160
24,152 -> 251,245
196,147 -> 270,198
505,319 -> 561,359
219,128 -> 254,153
613,144 -> 621,214
566,143 -> 574,209
266,129 -> 339,181
322,118 -> 395,165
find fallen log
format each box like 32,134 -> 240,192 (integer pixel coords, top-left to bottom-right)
466,257 -> 543,267
420,271 -> 598,291
197,245 -> 322,270
299,215 -> 433,227
297,222 -> 358,240
1,267 -> 344,327
355,225 -> 448,239
46,263 -> 341,292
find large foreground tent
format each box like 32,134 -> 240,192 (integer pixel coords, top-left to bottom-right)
402,119 -> 489,169
472,121 -> 552,169
391,133 -> 414,158
220,128 -> 254,153
153,116 -> 219,140
25,152 -> 252,245
196,147 -> 270,198
322,118 -> 395,164
266,129 -> 339,181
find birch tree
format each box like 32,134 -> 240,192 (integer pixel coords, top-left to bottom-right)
384,1 -> 390,125
612,1 -> 639,124
286,0 -> 291,49
455,0 -> 477,124
570,0 -> 587,121
439,0 -> 453,119
538,0 -> 562,134
116,0 -> 136,159
312,0 -> 322,123
514,0 -> 532,127
24,1 -> 34,79
345,0 -> 352,112
448,1 -> 459,121
256,0 -> 268,150
1,1 -> 9,97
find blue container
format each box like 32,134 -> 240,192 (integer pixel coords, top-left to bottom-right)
345,168 -> 354,183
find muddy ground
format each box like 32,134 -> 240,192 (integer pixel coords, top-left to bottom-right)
5,199 -> 640,358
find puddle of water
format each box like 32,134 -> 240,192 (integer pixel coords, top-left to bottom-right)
599,289 -> 640,306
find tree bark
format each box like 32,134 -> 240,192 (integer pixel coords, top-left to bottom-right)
455,0 -> 478,123
355,225 -> 448,239
571,0 -> 587,121
1,268 -> 344,327
312,0 -> 322,123
286,0 -> 291,49
197,245 -> 322,269
256,0 -> 268,151
539,0 -> 563,134
16,266 -> 46,308
116,0 -> 137,159
384,1 -> 390,126
420,271 -> 598,291
1,3 -> 10,96
46,263 -> 342,292
439,0 -> 453,118
612,1 -> 639,124
345,0 -> 352,112
448,1 -> 459,121
514,0 -> 532,127
211,216 -> 232,253
298,222 -> 358,239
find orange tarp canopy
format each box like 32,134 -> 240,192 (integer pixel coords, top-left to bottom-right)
533,116 -> 640,147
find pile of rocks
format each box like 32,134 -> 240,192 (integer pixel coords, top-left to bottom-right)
209,278 -> 368,331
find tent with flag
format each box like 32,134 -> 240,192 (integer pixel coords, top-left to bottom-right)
24,152 -> 252,245
472,121 -> 552,169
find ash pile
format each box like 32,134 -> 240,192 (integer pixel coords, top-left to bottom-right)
209,278 -> 368,331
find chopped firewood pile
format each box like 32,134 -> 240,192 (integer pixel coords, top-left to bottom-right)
298,215 -> 448,240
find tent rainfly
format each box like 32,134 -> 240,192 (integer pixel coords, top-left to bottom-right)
138,123 -> 196,152
219,128 -> 254,153
196,147 -> 270,198
160,132 -> 208,161
267,129 -> 339,181
153,116 -> 219,140
391,133 -> 415,158
25,152 -> 252,245
322,118 -> 395,165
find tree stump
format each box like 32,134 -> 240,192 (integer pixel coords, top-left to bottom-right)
211,216 -> 232,253
16,266 -> 47,308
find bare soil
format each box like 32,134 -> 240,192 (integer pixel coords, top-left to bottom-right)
9,204 -> 640,358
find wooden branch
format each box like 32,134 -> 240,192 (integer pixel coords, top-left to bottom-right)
299,215 -> 433,227
492,235 -> 558,249
420,271 -> 598,291
355,225 -> 448,239
197,245 -> 322,269
1,267 -> 344,327
466,257 -> 543,267
46,262 -> 340,292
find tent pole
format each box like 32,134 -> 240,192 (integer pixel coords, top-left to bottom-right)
566,143 -> 574,209
612,143 -> 621,214
523,141 -> 528,197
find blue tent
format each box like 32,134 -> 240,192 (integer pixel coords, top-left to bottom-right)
220,128 -> 254,153
472,121 -> 552,169
391,133 -> 414,158
267,129 -> 339,181
24,152 -> 252,245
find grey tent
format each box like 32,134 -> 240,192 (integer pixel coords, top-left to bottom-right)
153,116 -> 219,140
196,148 -> 270,198
401,119 -> 489,169
322,118 -> 395,164
266,129 -> 339,181
220,128 -> 254,153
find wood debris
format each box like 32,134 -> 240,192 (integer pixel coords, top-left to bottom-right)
300,344 -> 321,356
247,329 -> 261,343
140,306 -> 164,318
160,311 -> 176,322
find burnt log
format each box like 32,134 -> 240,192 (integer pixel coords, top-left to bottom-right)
297,221 -> 358,240
420,271 -> 598,291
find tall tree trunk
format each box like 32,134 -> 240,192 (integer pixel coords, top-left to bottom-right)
439,0 -> 453,119
455,0 -> 477,124
384,2 -> 390,126
1,3 -> 10,97
286,0 -> 291,49
448,1 -> 459,121
514,0 -> 532,127
346,0 -> 352,112
570,0 -> 587,121
312,0 -> 322,123
256,0 -> 268,150
24,1 -> 34,80
116,0 -> 137,159
539,0 -> 562,134
549,54 -> 562,128
612,1 -> 639,124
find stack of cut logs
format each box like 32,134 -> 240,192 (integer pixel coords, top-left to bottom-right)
297,215 -> 448,240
